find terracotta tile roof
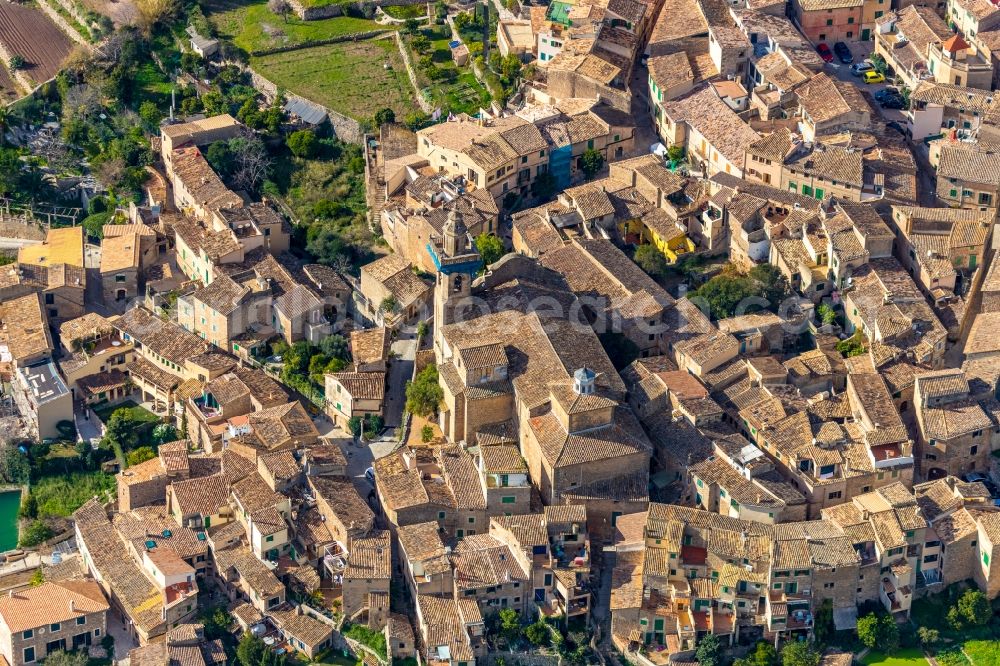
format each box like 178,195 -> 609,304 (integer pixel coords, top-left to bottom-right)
451,534 -> 529,589
492,514 -> 548,547
0,292 -> 51,362
248,401 -> 318,449
937,144 -> 1000,186
398,521 -> 449,566
662,86 -> 760,169
480,444 -> 527,473
309,475 -> 375,532
328,371 -> 386,401
231,472 -> 285,513
116,306 -> 208,366
170,474 -> 230,516
417,595 -> 474,662
350,327 -> 390,364
346,530 -> 391,580
0,581 -> 108,633
440,445 -> 486,510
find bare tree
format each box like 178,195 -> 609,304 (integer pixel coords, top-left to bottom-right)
62,84 -> 101,123
229,131 -> 271,193
268,0 -> 292,22
135,0 -> 177,34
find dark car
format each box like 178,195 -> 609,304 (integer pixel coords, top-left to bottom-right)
833,42 -> 853,64
816,42 -> 834,63
880,95 -> 906,109
875,87 -> 906,109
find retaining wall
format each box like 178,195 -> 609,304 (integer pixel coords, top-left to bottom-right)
246,65 -> 366,144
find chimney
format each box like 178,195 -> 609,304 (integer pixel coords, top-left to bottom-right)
70,599 -> 75,613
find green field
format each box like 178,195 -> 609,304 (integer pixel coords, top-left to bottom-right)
383,3 -> 425,19
94,400 -> 160,426
963,641 -> 1000,666
203,0 -> 390,53
861,649 -> 928,666
252,39 -> 419,120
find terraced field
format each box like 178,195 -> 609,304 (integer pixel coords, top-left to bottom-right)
0,1 -> 73,86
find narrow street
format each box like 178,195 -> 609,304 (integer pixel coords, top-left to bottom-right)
384,329 -> 416,429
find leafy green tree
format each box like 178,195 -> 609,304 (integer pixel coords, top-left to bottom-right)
8,55 -> 24,71
152,423 -> 177,445
411,34 -> 431,52
857,612 -> 899,654
406,364 -> 444,417
421,424 -> 434,443
692,273 -> 757,319
780,641 -> 821,666
287,129 -> 318,158
29,568 -> 44,587
416,320 -> 429,338
374,107 -> 397,127
525,621 -> 549,646
320,334 -> 351,361
749,263 -> 788,308
0,445 -> 30,484
105,408 -> 140,452
206,141 -> 235,177
695,633 -> 723,666
530,171 -> 556,200
404,18 -> 420,33
498,608 -> 521,641
580,148 -> 604,179
817,303 -> 838,326
917,627 -> 939,647
39,651 -> 88,666
634,244 -> 667,277
126,446 -> 156,466
475,233 -> 504,266
138,100 -> 162,127
734,642 -> 778,666
667,144 -> 685,164
957,589 -> 992,626
236,633 -> 268,666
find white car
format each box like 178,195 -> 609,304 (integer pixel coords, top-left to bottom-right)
851,61 -> 875,76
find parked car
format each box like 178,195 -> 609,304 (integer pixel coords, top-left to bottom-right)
833,42 -> 853,63
851,60 -> 875,76
878,91 -> 906,109
863,71 -> 885,84
816,42 -> 834,63
365,467 -> 376,484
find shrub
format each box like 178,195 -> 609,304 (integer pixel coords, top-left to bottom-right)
19,519 -> 53,547
287,129 -> 318,158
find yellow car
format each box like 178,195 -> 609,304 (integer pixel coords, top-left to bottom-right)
863,71 -> 885,84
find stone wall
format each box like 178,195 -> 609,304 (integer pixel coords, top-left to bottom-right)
479,652 -> 562,666
389,32 -> 433,113
35,0 -> 91,47
246,65 -> 365,144
289,0 -> 427,20
249,29 -> 390,56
